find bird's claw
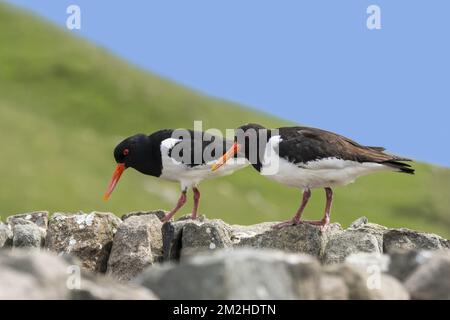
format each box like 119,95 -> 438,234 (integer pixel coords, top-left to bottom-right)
272,219 -> 300,229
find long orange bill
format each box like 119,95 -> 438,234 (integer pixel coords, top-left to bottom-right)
103,163 -> 126,201
211,143 -> 240,171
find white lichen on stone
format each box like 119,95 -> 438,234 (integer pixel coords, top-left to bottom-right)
25,215 -> 32,220
54,214 -> 67,221
68,237 -> 77,248
85,213 -> 95,226
74,213 -> 95,229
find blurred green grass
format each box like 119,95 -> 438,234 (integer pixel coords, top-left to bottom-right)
1,3 -> 449,237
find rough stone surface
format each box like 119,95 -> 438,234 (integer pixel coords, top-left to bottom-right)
180,219 -> 233,258
45,212 -> 121,272
121,210 -> 166,221
107,215 -> 163,281
2,212 -> 450,299
323,264 -> 409,300
7,212 -> 48,248
442,239 -> 450,249
404,250 -> 450,299
318,274 -> 349,299
162,219 -> 191,261
387,249 -> 432,282
345,252 -> 390,272
349,216 -> 369,229
7,211 -> 49,230
0,249 -> 157,299
322,230 -> 381,264
383,228 -> 444,253
0,223 -> 13,248
234,222 -> 342,257
135,248 -> 322,299
12,220 -> 43,248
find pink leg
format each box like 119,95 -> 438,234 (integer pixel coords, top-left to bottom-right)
272,189 -> 311,229
191,187 -> 200,220
301,187 -> 333,230
161,190 -> 187,223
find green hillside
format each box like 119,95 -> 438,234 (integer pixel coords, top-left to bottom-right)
1,3 -> 449,237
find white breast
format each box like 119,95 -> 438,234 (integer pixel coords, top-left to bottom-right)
159,138 -> 248,190
260,136 -> 392,189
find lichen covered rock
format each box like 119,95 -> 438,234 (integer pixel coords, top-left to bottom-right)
12,220 -> 43,248
136,248 -> 322,299
45,212 -> 121,272
107,214 -> 163,281
0,249 -> 157,299
0,223 -> 13,248
404,250 -> 450,299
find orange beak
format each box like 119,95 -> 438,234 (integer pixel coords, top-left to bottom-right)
211,142 -> 240,172
103,163 -> 126,201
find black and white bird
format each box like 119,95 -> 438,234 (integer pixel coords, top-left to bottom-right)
104,129 -> 247,222
212,123 -> 414,229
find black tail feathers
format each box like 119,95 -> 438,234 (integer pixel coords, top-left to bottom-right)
384,160 -> 415,174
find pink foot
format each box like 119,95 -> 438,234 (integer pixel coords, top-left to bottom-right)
161,214 -> 174,223
272,219 -> 300,229
300,218 -> 330,232
189,213 -> 197,220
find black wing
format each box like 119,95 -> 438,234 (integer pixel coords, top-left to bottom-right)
277,126 -> 414,173
168,130 -> 233,167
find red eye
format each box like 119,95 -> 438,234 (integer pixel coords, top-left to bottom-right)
123,149 -> 129,156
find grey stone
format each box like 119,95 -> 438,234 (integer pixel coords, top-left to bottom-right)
404,250 -> 450,299
135,248 -> 322,299
107,215 -> 163,281
161,215 -> 208,261
323,264 -> 409,300
7,211 -> 49,230
442,239 -> 450,249
0,223 -> 13,248
0,249 -> 156,300
345,252 -> 390,272
322,230 -> 381,264
121,210 -> 166,221
372,274 -> 410,300
383,228 -> 444,253
180,219 -> 233,259
387,249 -> 433,282
162,219 -> 191,261
45,212 -> 121,272
7,212 -> 48,247
236,222 -> 342,257
318,274 -> 349,299
349,216 -> 369,229
12,220 -> 43,248
348,220 -> 388,253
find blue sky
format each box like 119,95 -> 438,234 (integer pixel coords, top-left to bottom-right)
6,0 -> 450,167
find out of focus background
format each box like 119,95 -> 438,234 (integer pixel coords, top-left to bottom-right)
0,1 -> 449,236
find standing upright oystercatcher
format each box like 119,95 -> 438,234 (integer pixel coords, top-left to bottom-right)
104,129 -> 247,222
212,123 -> 414,229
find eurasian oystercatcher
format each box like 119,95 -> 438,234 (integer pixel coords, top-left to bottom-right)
212,123 -> 414,229
104,129 -> 247,222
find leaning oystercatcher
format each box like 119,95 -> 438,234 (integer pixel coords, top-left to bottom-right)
212,123 -> 414,230
104,129 -> 247,222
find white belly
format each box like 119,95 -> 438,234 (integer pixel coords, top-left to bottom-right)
260,136 -> 391,189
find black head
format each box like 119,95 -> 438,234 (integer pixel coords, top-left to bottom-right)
104,133 -> 157,200
212,123 -> 270,173
235,124 -> 271,169
236,123 -> 267,133
113,134 -> 151,169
